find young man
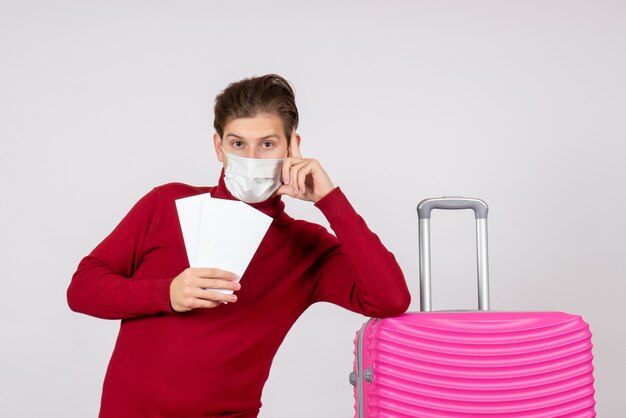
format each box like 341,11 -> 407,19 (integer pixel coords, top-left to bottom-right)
67,74 -> 411,417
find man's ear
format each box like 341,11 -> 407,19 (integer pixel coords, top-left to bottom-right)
213,132 -> 224,163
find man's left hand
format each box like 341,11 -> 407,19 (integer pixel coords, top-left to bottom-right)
276,131 -> 335,203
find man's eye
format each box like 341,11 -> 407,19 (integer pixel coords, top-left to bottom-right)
233,141 -> 243,148
262,142 -> 273,148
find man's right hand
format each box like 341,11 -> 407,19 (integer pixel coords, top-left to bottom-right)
169,267 -> 240,312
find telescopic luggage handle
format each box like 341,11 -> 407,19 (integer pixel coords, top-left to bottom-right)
417,197 -> 490,312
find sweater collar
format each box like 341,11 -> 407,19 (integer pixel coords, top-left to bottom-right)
210,168 -> 286,219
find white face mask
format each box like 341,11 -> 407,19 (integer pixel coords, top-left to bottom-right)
222,148 -> 284,203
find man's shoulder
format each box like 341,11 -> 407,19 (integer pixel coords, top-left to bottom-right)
284,217 -> 329,240
151,182 -> 214,201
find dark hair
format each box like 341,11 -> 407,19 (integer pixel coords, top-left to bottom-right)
213,74 -> 299,141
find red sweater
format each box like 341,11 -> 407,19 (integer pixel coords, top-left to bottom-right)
67,170 -> 410,417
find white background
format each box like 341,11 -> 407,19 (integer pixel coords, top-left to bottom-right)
1,0 -> 625,416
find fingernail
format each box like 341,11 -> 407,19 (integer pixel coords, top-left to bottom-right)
231,295 -> 238,302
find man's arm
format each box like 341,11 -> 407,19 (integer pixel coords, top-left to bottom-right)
305,187 -> 411,317
276,131 -> 410,317
66,187 -> 176,319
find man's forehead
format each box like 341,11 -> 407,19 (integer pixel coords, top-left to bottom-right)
223,115 -> 287,140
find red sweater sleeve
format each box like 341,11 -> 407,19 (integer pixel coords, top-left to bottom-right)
66,187 -> 175,319
306,187 -> 411,318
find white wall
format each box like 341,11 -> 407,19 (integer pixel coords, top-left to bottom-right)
1,0 -> 624,416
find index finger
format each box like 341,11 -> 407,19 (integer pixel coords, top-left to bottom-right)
191,267 -> 238,281
289,130 -> 302,159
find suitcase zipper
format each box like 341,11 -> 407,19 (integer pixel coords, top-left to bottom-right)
356,319 -> 374,418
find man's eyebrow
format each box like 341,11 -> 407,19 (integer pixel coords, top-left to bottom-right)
225,133 -> 280,140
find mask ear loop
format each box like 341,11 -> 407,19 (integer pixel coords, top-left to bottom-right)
220,142 -> 231,166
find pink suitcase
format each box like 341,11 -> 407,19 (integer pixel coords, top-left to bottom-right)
350,197 -> 595,417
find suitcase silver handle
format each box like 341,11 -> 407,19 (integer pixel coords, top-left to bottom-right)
417,197 -> 490,312
417,197 -> 488,219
